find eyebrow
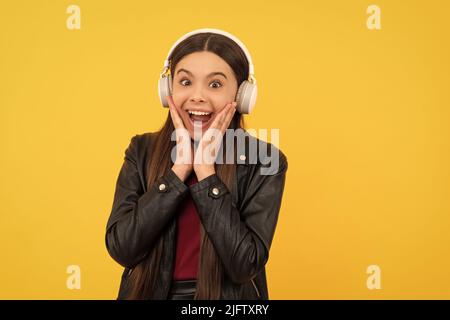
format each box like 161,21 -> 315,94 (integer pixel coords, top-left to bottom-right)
176,68 -> 227,80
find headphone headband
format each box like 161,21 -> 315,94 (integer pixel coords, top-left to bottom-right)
162,28 -> 255,80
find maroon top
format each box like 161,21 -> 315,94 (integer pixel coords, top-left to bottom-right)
172,173 -> 200,280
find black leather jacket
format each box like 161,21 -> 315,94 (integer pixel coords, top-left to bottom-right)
105,131 -> 288,299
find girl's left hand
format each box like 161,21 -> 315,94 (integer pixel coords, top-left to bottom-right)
194,101 -> 237,181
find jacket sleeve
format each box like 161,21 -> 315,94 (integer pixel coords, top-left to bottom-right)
189,152 -> 288,284
105,134 -> 189,269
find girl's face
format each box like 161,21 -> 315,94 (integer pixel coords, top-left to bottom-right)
171,51 -> 238,140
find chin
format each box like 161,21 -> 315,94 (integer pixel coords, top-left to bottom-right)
188,130 -> 204,142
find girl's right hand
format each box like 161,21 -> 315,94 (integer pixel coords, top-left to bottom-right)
166,95 -> 194,181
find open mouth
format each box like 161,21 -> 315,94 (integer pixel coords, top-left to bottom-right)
187,110 -> 214,128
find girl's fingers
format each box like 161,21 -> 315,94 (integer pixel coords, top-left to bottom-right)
213,102 -> 230,124
210,102 -> 235,131
215,102 -> 236,134
220,102 -> 237,133
166,95 -> 185,130
202,102 -> 236,146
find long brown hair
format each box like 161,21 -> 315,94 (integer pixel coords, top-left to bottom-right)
127,32 -> 249,299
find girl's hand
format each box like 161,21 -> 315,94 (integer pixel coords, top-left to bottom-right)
194,101 -> 237,181
167,95 -> 194,181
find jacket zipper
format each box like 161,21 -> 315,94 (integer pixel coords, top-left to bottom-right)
251,278 -> 261,298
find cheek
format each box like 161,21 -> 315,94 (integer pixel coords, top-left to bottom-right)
171,87 -> 187,103
171,95 -> 187,114
212,97 -> 233,113
172,95 -> 183,107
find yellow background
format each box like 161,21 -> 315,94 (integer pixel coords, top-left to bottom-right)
1,0 -> 449,299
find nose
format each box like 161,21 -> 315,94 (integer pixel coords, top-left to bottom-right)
189,84 -> 207,104
189,96 -> 206,104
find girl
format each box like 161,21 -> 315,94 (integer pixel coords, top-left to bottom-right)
105,29 -> 288,300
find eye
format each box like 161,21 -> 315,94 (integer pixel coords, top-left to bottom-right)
210,80 -> 223,89
179,78 -> 223,89
180,78 -> 191,86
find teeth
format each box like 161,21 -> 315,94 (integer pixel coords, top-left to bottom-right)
188,110 -> 211,116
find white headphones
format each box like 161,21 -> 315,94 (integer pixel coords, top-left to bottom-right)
158,28 -> 257,114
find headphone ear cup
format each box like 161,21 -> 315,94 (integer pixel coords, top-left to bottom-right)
158,74 -> 173,107
235,80 -> 257,114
